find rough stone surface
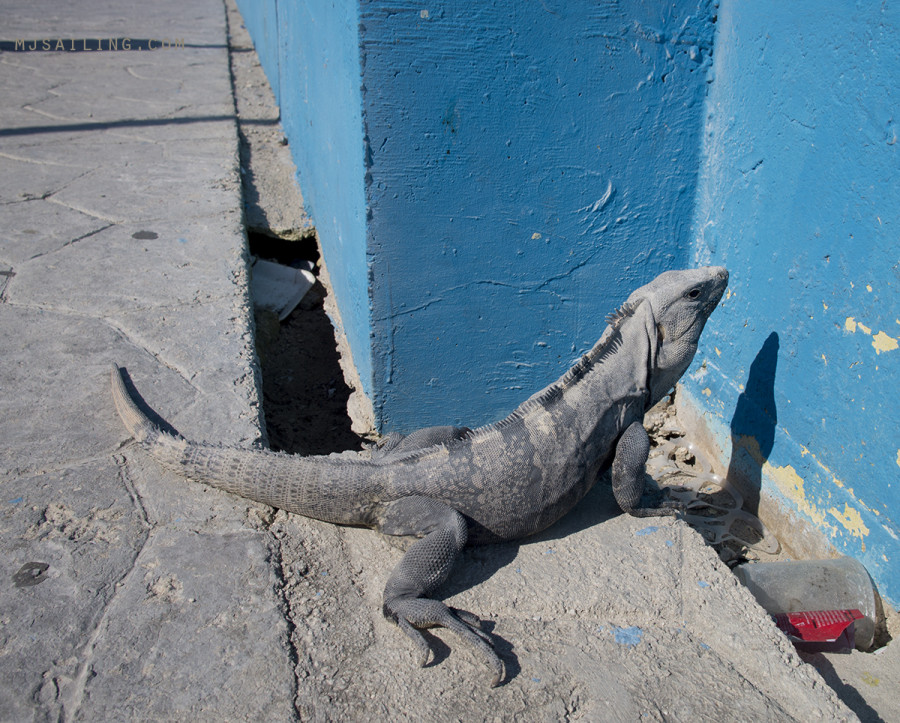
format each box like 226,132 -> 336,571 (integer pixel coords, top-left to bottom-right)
0,1 -> 294,720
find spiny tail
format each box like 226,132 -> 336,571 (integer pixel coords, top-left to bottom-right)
110,365 -> 378,525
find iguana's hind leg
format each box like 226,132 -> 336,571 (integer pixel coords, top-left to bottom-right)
378,496 -> 503,686
612,421 -> 682,518
374,426 -> 472,458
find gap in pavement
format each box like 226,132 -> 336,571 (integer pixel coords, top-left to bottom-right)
248,231 -> 365,456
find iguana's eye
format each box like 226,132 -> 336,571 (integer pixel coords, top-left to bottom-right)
687,288 -> 701,299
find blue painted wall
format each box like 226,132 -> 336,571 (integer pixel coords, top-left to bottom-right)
683,0 -> 899,606
236,0 -> 717,432
362,1 -> 716,430
236,0 -> 374,394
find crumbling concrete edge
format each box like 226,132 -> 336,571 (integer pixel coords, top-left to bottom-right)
314,237 -> 377,439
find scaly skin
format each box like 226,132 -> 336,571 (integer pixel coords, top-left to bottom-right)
111,266 -> 728,686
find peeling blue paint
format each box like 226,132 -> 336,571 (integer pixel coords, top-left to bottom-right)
684,0 -> 899,607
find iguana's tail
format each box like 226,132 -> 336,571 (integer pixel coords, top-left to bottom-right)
110,365 -> 378,525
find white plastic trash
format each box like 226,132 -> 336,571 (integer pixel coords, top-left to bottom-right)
250,257 -> 316,321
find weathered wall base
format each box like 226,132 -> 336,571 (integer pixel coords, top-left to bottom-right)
675,384 -> 837,563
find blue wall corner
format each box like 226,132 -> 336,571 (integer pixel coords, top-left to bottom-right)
233,0 -> 897,605
684,0 -> 900,606
360,1 -> 717,430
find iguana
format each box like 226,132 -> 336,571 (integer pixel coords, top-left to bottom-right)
111,266 -> 728,686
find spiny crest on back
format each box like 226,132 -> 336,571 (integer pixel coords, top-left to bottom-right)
464,298 -> 643,437
604,300 -> 639,329
558,299 -> 640,389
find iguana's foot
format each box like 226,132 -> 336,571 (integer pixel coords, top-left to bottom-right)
384,596 -> 504,687
613,423 -> 688,518
632,486 -> 686,516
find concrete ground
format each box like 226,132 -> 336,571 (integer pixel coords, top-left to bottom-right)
0,0 -> 885,720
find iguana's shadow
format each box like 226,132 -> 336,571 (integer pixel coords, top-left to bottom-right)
435,474 -> 621,683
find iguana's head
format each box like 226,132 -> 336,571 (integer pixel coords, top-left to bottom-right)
625,266 -> 728,404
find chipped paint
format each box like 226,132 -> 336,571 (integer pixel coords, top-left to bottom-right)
896,449 -> 900,468
872,331 -> 899,354
732,435 -> 829,528
702,387 -> 712,397
732,433 -> 877,543
764,461 -> 832,530
828,504 -> 870,542
844,317 -> 897,353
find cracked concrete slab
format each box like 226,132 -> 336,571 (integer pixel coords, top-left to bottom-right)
7,219 -> 244,312
75,529 -> 293,721
0,154 -> 95,203
0,198 -> 110,265
0,0 -> 293,719
0,456 -> 150,723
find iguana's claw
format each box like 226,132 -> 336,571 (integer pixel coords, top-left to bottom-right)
385,597 -> 505,687
635,486 -> 686,514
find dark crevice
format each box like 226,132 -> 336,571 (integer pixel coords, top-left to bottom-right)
249,233 -> 364,456
248,230 -> 319,267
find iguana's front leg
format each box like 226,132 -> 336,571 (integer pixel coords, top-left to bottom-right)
379,496 -> 504,686
612,421 -> 682,518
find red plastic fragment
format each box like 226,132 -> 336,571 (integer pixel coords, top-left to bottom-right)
772,609 -> 864,643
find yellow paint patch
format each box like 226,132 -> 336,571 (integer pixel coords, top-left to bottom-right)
821,354 -> 827,364
732,436 -> 870,539
822,302 -> 829,311
765,462 -> 830,528
896,449 -> 900,468
828,504 -> 869,540
861,672 -> 880,687
702,387 -> 712,397
714,347 -> 721,357
531,232 -> 542,240
845,317 -> 857,333
858,322 -> 872,335
866,284 -> 873,292
872,331 -> 899,354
